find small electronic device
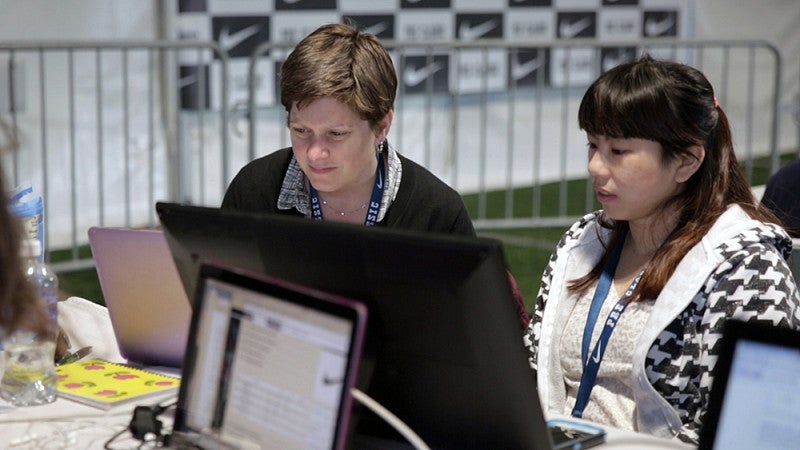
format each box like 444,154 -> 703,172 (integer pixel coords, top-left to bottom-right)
548,419 -> 607,449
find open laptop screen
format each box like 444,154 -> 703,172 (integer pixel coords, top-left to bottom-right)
699,320 -> 800,449
156,201 -> 557,449
169,262 -> 367,450
88,227 -> 190,368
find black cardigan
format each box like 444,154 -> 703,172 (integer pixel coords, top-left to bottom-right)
221,147 -> 530,328
221,147 -> 476,236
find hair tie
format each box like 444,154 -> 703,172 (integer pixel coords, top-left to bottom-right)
713,97 -> 719,108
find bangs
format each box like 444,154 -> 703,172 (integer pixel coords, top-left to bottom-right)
578,80 -> 677,142
578,56 -> 687,146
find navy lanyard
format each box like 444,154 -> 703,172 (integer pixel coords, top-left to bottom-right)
309,153 -> 385,227
572,227 -> 644,419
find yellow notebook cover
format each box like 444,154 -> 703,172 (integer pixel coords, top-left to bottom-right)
56,358 -> 180,410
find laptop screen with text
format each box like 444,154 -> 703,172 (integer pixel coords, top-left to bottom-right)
170,262 -> 367,450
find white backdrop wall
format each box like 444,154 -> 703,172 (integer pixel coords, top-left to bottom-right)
1,1 -> 796,148
0,0 -> 798,249
694,0 -> 800,156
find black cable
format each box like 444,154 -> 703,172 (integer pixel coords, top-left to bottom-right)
103,398 -> 178,449
103,426 -> 129,450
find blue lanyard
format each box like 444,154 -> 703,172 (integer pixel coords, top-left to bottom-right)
572,227 -> 644,419
309,153 -> 385,227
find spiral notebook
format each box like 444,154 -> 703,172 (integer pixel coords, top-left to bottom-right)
56,358 -> 179,410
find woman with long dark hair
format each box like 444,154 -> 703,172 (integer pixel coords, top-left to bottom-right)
524,55 -> 800,444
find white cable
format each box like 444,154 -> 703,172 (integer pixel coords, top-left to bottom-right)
350,388 -> 431,450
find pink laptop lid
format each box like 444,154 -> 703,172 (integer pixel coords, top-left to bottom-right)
88,227 -> 191,368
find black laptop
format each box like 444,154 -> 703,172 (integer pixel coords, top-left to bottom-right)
156,202 -> 605,449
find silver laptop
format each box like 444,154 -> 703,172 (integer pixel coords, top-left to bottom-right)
88,227 -> 191,368
166,261 -> 368,450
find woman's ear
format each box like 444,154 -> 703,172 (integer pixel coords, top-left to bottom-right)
675,145 -> 705,183
377,110 -> 394,142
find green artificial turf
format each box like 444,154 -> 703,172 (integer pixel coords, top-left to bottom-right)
53,152 -> 794,313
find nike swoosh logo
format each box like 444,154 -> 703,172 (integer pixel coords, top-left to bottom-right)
323,375 -> 343,385
644,16 -> 675,37
218,24 -> 262,53
459,19 -> 498,41
559,17 -> 593,39
403,62 -> 443,87
592,342 -> 602,364
602,55 -> 626,72
511,55 -> 544,80
363,22 -> 389,37
376,167 -> 384,189
179,74 -> 198,88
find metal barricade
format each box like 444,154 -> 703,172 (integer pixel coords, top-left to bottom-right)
0,38 -> 784,272
0,40 -> 228,271
247,38 -> 783,230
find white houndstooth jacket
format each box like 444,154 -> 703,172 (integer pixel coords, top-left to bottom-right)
524,205 -> 800,445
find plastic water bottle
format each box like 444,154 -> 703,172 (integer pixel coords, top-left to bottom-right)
8,184 -> 44,262
21,239 -> 59,334
0,239 -> 58,406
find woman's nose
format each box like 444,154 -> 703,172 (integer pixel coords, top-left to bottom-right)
587,149 -> 606,179
306,137 -> 328,161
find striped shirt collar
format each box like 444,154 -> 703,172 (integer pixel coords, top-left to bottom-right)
277,143 -> 402,223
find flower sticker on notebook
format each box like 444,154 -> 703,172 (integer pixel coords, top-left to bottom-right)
106,371 -> 139,380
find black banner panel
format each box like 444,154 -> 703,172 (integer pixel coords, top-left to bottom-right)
175,0 -> 689,109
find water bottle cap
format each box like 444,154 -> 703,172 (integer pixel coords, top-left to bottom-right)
21,239 -> 42,258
